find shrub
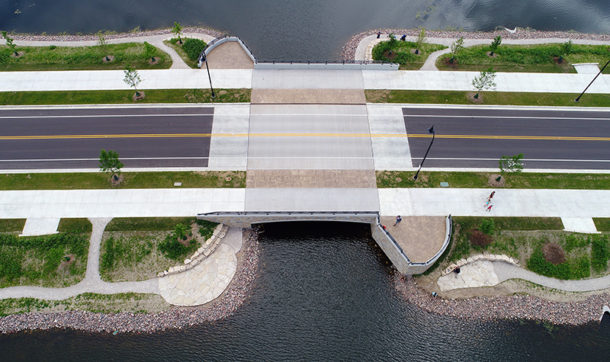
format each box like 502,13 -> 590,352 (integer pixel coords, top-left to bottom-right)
469,229 -> 492,248
591,234 -> 609,272
479,218 -> 495,235
158,234 -> 188,260
0,49 -> 10,64
49,45 -> 57,50
182,38 -> 206,61
527,248 -> 570,279
542,242 -> 566,264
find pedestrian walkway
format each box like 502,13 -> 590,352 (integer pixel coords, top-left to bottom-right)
438,260 -> 610,292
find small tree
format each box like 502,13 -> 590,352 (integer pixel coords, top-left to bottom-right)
99,149 -> 123,181
172,21 -> 183,44
472,68 -> 496,99
97,31 -> 110,62
174,223 -> 189,241
559,40 -> 572,62
388,33 -> 397,46
144,41 -> 156,62
2,31 -> 18,56
449,37 -> 464,63
489,35 -> 501,56
499,153 -> 524,178
123,65 -> 142,97
415,27 -> 426,54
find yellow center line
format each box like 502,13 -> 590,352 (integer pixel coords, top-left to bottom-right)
1,133 -> 609,141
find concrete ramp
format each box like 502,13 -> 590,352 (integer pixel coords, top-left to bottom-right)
206,41 -> 254,69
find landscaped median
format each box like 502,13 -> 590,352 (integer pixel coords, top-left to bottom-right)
377,171 -> 610,190
366,90 -> 610,107
0,88 -> 251,105
0,171 -> 246,190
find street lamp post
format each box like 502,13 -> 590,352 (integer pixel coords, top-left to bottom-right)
200,53 -> 216,99
413,126 -> 435,181
575,59 -> 609,102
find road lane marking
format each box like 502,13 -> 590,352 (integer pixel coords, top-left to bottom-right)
2,133 -> 610,141
0,113 -> 213,119
404,114 -> 610,121
411,157 -> 610,163
407,134 -> 610,141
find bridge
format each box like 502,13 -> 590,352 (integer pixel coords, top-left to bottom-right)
198,211 -> 452,275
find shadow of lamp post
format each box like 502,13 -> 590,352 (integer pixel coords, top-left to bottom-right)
198,53 -> 216,100
413,125 -> 435,181
575,59 -> 609,102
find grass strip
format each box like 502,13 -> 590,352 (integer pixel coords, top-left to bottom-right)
593,218 -> 610,232
372,40 -> 447,70
365,90 -> 610,107
0,43 -> 171,71
436,43 -> 610,73
0,293 -> 168,316
0,88 -> 251,105
0,171 -> 246,190
0,219 -> 25,233
105,217 -> 197,231
57,218 -> 93,233
452,216 -> 564,232
377,171 -> 610,190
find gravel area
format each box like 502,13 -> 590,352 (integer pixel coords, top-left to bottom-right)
395,273 -> 608,326
342,28 -> 610,60
6,26 -> 224,42
0,229 -> 260,335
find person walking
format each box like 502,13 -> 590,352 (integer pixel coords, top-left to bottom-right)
487,190 -> 495,202
393,215 -> 402,226
486,204 -> 493,212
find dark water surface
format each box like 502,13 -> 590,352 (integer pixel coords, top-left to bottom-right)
1,223 -> 609,361
1,0 -> 609,60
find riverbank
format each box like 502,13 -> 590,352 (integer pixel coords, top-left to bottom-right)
4,26 -> 224,43
0,229 -> 259,334
342,28 -> 610,60
396,273 -> 608,326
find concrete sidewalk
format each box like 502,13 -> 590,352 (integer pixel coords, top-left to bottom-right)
1,69 -> 608,93
1,188 -> 609,220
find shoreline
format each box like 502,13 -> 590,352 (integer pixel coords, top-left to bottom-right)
4,26 -> 225,42
395,273 -> 609,326
0,229 -> 260,335
342,28 -> 610,60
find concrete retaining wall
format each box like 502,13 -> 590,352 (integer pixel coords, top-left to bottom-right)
198,211 -> 378,228
370,222 -> 412,274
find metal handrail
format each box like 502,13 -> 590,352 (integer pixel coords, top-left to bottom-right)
256,59 -> 396,65
375,214 -> 413,264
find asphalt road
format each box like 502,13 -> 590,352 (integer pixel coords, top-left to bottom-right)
403,107 -> 610,170
0,107 -> 214,169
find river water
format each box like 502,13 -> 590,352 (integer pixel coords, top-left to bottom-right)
1,0 -> 609,60
1,223 -> 609,360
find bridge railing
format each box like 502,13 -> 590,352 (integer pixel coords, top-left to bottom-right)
375,214 -> 413,264
197,35 -> 257,67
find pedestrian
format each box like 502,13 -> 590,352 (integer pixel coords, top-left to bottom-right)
488,190 -> 495,202
400,34 -> 406,41
486,204 -> 493,212
376,31 -> 381,39
453,266 -> 461,274
393,215 -> 402,226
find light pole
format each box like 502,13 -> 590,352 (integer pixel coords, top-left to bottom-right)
575,59 -> 609,102
413,126 -> 435,181
200,53 -> 215,99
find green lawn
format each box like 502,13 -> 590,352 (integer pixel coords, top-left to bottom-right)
0,171 -> 246,190
163,38 -> 206,69
0,42 -> 172,71
448,217 -> 609,280
593,218 -> 610,232
106,217 -> 197,231
0,232 -> 90,288
436,43 -> 610,73
57,218 -> 93,233
377,171 -> 610,190
365,90 -> 610,107
0,219 -> 25,233
0,88 -> 251,105
372,40 -> 447,69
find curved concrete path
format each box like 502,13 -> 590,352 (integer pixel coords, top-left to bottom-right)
438,260 -> 610,292
356,33 -> 610,70
0,32 -> 215,70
